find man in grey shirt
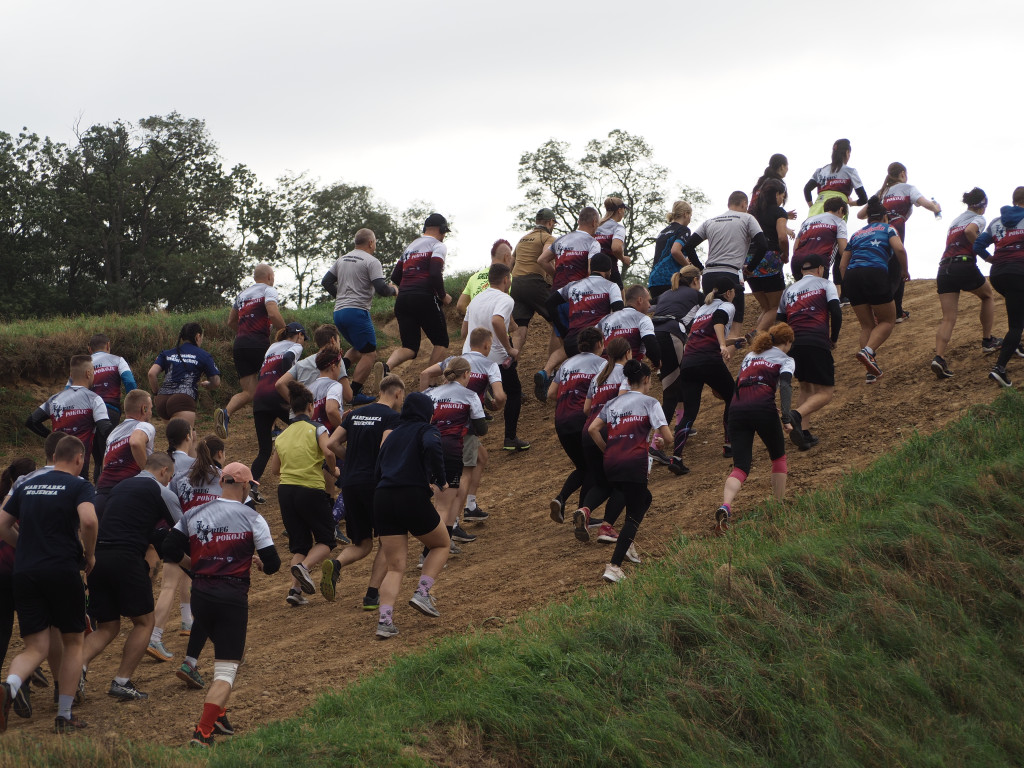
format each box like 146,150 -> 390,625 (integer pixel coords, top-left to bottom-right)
322,229 -> 398,405
682,190 -> 767,341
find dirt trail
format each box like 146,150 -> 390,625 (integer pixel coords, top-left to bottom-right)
1,279 -> 1010,745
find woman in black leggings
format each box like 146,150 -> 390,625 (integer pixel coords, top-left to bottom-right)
715,323 -> 798,533
653,264 -> 703,425
251,323 -> 307,491
974,186 -> 1024,388
672,277 -> 740,469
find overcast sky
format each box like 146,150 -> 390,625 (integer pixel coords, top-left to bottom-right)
3,0 -> 1020,284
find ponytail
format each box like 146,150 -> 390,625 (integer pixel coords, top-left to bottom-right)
671,264 -> 701,291
830,138 -> 851,173
751,322 -> 794,354
0,458 -> 36,499
175,322 -> 203,360
188,436 -> 224,486
165,417 -> 192,456
595,338 -> 631,387
704,276 -> 735,305
877,162 -> 906,198
288,381 -> 314,414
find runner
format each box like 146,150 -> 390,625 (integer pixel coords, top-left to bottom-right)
148,323 -> 221,427
309,349 -> 346,432
648,201 -> 693,301
0,459 -> 35,672
77,334 -> 137,480
583,360 -> 676,583
216,264 -> 285,438
26,355 -> 111,480
681,192 -> 767,342
671,277 -> 741,469
750,153 -> 795,214
94,390 -> 156,518
974,186 -> 1024,388
275,325 -> 353,410
776,254 -> 842,448
595,196 -> 630,287
268,382 -> 338,607
598,284 -> 661,368
534,206 -> 603,397
546,327 -> 606,526
652,265 -> 703,425
857,163 -> 942,322
250,322 -> 306,488
746,179 -> 791,333
791,197 -> 849,286
803,138 -> 868,217
456,239 -> 513,314
0,435 -> 97,734
932,188 -> 1000,379
321,228 -> 397,406
385,213 -> 453,371
321,375 -> 405,607
373,392 -> 450,639
714,323 -> 798,533
545,253 -> 623,359
510,208 -> 558,356
839,196 -> 908,382
461,262 -> 528,451
81,453 -> 181,702
160,462 -> 280,747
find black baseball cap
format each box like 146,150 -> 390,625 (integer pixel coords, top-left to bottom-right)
423,213 -> 450,234
800,254 -> 825,270
285,321 -> 307,337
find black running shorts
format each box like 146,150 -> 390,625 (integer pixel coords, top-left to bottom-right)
13,569 -> 86,636
192,590 -> 247,660
746,273 -> 785,294
789,344 -> 835,387
373,486 -> 441,538
443,455 -> 463,489
278,484 -> 337,555
340,483 -> 375,545
87,548 -> 154,622
395,292 -> 449,352
936,261 -> 986,295
843,267 -> 892,306
232,343 -> 269,379
510,274 -> 553,326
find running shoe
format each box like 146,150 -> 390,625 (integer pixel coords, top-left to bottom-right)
180,621 -> 192,637
0,683 -> 12,733
624,544 -> 641,564
249,486 -> 267,505
176,662 -> 205,690
362,594 -> 380,611
722,444 -> 733,459
146,640 -> 173,662
108,679 -> 148,701
549,498 -> 564,524
533,370 -> 550,403
839,297 -> 851,308
286,589 -> 308,607
448,541 -> 462,555
788,411 -> 808,450
503,436 -> 531,451
451,524 -> 476,543
214,408 -> 229,439
54,714 -> 87,734
291,563 -> 316,594
989,366 -> 1013,388
320,559 -> 340,603
349,392 -> 377,406
602,564 -> 626,583
801,431 -> 820,451
714,505 -> 731,535
190,728 -> 214,747
596,524 -> 619,543
982,336 -> 1003,353
573,508 -> 592,542
335,526 -> 352,546
648,446 -> 671,466
214,712 -> 235,736
1017,343 -> 1024,358
865,373 -> 877,384
462,505 -> 489,522
30,667 -> 49,688
856,348 -> 882,377
376,621 -> 399,639
668,457 -> 690,476
931,356 -> 954,380
409,591 -> 441,618
895,310 -> 909,324
12,685 -> 30,718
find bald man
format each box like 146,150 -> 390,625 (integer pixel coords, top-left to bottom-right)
321,228 -> 398,406
216,264 -> 285,438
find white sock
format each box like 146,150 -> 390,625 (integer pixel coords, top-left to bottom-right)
114,676 -> 129,686
181,604 -> 192,624
865,346 -> 874,356
466,495 -> 477,510
150,627 -> 163,644
185,656 -> 198,668
4,674 -> 21,696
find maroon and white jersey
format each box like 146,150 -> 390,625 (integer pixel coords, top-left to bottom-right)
598,390 -> 667,482
811,164 -> 863,198
731,347 -> 796,418
595,219 -> 626,253
88,351 -> 133,407
253,340 -> 303,410
778,275 -> 839,349
97,419 -> 156,490
171,464 -> 223,514
391,235 -> 446,296
233,283 -> 280,347
428,381 -> 485,458
880,183 -> 923,241
599,307 -> 654,361
984,210 -> 1024,274
941,211 -> 986,264
680,300 -> 735,369
39,386 -> 108,457
441,352 -> 500,406
558,275 -> 622,336
584,363 -> 626,435
551,231 -> 601,290
310,376 -> 344,430
553,352 -> 605,434
793,213 -> 848,269
174,498 -> 274,600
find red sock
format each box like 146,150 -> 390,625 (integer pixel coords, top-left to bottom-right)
198,702 -> 221,737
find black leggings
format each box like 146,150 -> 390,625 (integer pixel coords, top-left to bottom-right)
579,440 -> 625,521
0,573 -> 12,670
556,430 -> 588,507
889,255 -> 907,315
656,331 -> 687,423
991,272 -> 1024,369
251,408 -> 287,482
729,410 -> 786,475
606,481 -> 651,567
673,362 -> 734,456
501,359 -> 523,440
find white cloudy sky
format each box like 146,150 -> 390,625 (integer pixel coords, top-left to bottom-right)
3,0 -> 1020,281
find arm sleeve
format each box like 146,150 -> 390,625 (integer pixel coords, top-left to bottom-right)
682,234 -> 705,270
851,186 -> 868,206
321,269 -> 338,296
25,407 -> 50,438
803,178 -> 817,205
641,334 -> 661,368
609,300 -> 624,313
973,230 -> 994,260
827,299 -> 843,344
429,258 -> 445,300
745,232 -> 769,272
256,544 -> 281,575
372,277 -> 397,297
93,419 -> 113,450
468,416 -> 489,436
779,372 -> 794,423
422,427 -> 447,486
161,526 -> 189,564
712,308 -> 730,326
120,370 -> 137,393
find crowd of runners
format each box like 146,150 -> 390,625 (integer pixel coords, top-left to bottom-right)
1,137 -> 1022,745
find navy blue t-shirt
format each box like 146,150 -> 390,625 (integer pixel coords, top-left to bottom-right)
339,403 -> 401,486
5,469 -> 95,572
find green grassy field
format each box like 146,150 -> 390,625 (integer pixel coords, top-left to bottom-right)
3,393 -> 1021,767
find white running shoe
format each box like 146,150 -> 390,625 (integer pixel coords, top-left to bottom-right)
603,564 -> 626,583
624,544 -> 641,564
